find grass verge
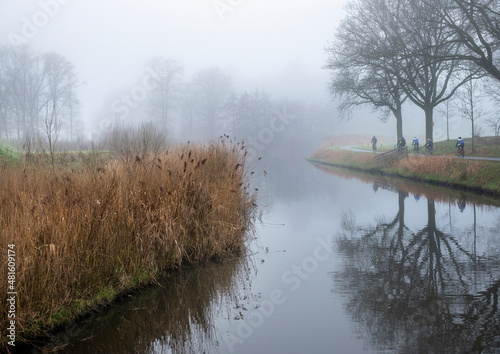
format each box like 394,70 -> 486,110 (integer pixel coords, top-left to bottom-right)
0,140 -> 257,349
308,148 -> 500,196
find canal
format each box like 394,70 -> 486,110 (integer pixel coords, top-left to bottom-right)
32,156 -> 500,353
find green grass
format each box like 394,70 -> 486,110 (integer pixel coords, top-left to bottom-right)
0,141 -> 20,164
432,136 -> 500,157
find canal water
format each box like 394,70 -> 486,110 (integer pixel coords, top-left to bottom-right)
31,157 -> 500,353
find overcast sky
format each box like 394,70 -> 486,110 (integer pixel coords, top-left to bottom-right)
1,0 -> 350,133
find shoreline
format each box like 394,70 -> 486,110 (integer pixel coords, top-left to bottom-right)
307,148 -> 500,197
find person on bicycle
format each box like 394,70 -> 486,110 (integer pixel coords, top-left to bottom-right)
397,136 -> 406,149
426,138 -> 433,154
456,136 -> 465,157
371,136 -> 377,151
412,137 -> 419,152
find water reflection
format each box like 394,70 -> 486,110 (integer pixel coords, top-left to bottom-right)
53,259 -> 252,354
322,165 -> 500,353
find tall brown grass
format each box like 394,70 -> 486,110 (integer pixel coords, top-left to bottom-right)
0,139 -> 256,345
396,155 -> 485,180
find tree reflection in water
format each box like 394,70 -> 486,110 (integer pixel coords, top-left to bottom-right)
332,181 -> 500,353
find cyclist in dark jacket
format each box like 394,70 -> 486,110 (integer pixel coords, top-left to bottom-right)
371,136 -> 377,151
425,138 -> 433,154
397,137 -> 406,149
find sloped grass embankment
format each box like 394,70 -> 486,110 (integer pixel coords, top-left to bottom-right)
308,149 -> 500,195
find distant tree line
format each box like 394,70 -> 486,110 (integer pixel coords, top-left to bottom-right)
0,44 -> 335,158
0,44 -> 82,143
110,58 -> 335,157
325,0 -> 500,142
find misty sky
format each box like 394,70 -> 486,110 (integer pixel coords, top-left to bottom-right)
1,0 -> 351,134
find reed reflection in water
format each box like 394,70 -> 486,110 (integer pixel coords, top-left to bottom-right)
56,257 -> 253,354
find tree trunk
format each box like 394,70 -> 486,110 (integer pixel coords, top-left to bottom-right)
395,100 -> 403,140
425,106 -> 434,141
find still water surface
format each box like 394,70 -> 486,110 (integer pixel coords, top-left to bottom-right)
44,158 -> 500,353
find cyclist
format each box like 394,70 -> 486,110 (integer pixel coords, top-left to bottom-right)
456,137 -> 465,157
371,136 -> 377,151
397,136 -> 406,149
425,138 -> 433,154
412,137 -> 419,153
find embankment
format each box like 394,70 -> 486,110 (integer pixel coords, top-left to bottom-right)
308,148 -> 500,196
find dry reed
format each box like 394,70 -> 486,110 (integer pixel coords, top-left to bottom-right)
0,140 -> 256,346
396,155 -> 485,180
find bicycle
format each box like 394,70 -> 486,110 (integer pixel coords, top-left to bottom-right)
425,139 -> 433,154
372,142 -> 377,152
456,145 -> 464,158
413,144 -> 419,154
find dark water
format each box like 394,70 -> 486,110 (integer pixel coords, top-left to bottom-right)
28,157 -> 500,354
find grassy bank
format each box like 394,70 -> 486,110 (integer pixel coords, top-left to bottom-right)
308,148 -> 500,196
0,141 -> 19,165
349,136 -> 500,157
0,140 -> 256,348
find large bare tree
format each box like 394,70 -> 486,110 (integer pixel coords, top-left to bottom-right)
436,0 -> 500,81
325,0 -> 408,139
329,0 -> 477,141
392,0 -> 475,141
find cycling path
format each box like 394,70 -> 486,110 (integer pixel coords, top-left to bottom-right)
340,145 -> 500,162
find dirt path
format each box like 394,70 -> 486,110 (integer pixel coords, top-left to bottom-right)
340,145 -> 500,162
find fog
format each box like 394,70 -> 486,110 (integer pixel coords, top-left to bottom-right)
0,0 -> 446,150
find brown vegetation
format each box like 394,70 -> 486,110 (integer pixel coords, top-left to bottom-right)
309,147 -> 500,195
0,139 -> 256,346
397,155 -> 483,180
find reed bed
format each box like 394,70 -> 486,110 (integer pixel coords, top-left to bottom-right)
396,155 -> 483,179
0,140 -> 256,346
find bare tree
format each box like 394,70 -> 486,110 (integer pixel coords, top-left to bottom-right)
325,0 -> 408,139
192,67 -> 232,138
435,0 -> 500,81
454,71 -> 488,152
65,74 -> 82,142
393,0 -> 477,141
40,52 -> 79,167
0,46 -> 11,138
485,114 -> 500,139
326,0 -> 475,141
179,82 -> 198,139
4,45 -> 48,139
146,57 -> 184,132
